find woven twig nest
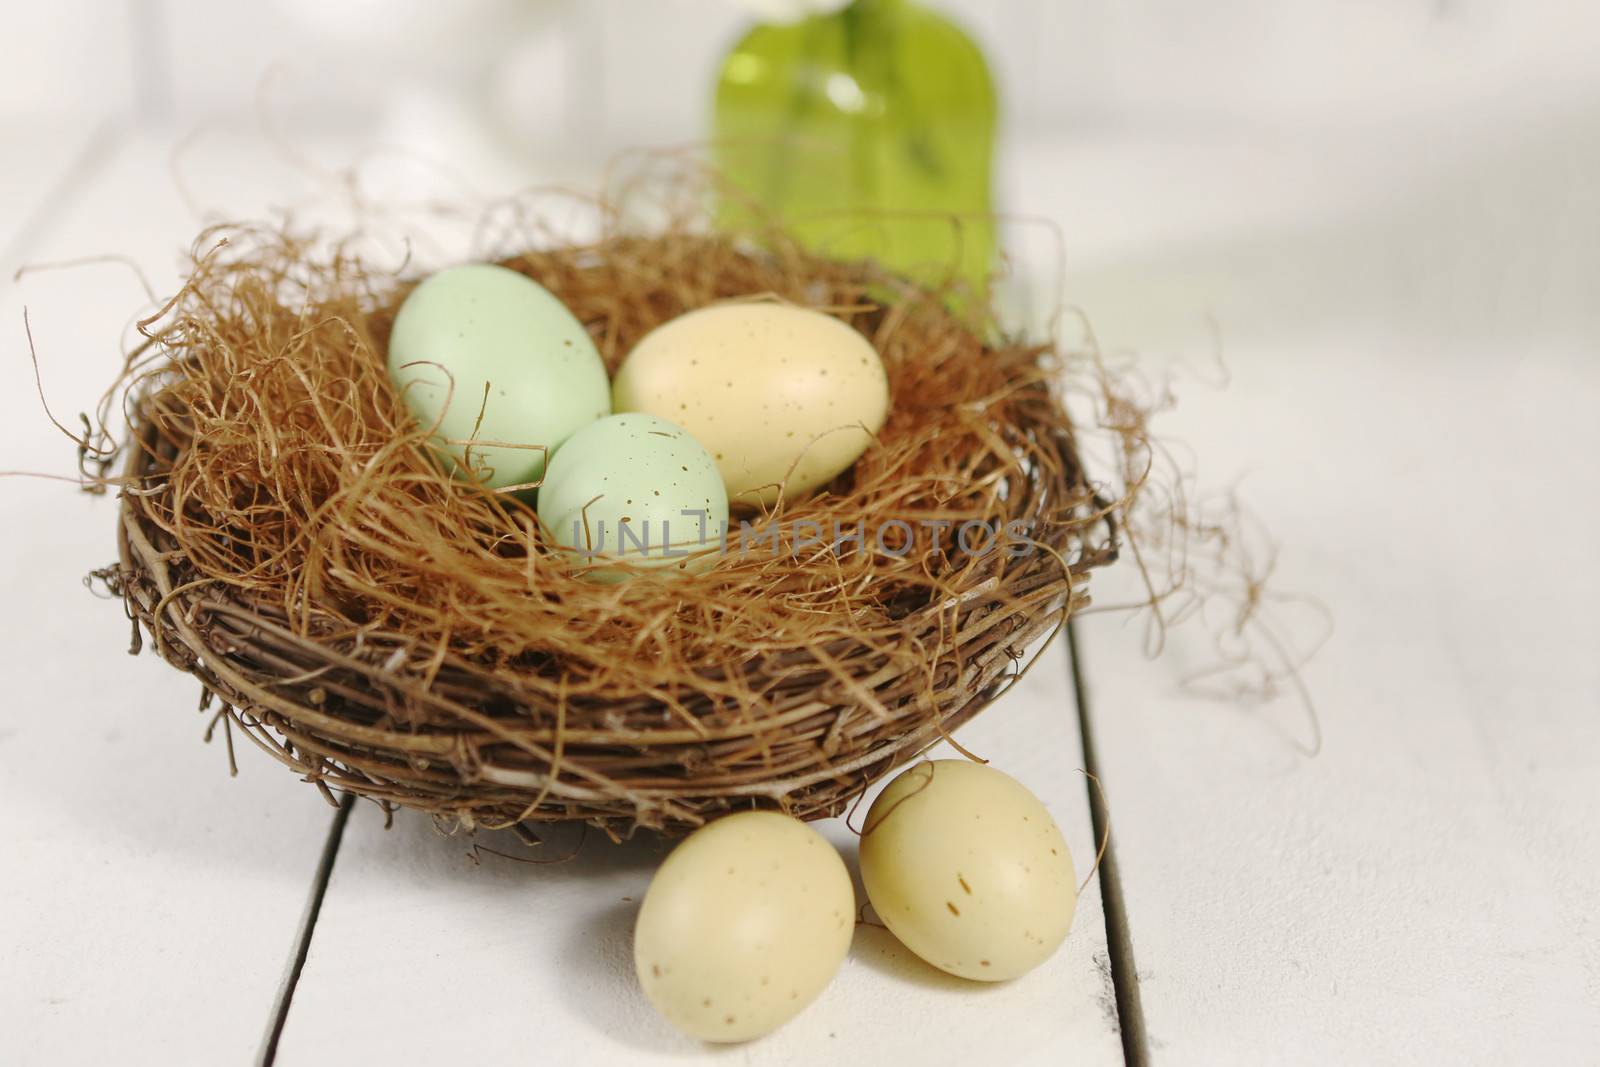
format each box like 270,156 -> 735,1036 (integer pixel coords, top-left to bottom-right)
101,224 -> 1117,837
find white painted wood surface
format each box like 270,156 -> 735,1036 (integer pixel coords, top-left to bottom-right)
1048,110 -> 1600,1061
0,120 -> 110,260
272,640 -> 1119,1066
1074,348 -> 1600,1063
0,126 -> 353,1067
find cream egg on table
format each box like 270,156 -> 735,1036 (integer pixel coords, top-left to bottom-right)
536,413 -> 728,580
387,263 -> 609,490
634,811 -> 855,1042
611,303 -> 890,507
858,760 -> 1077,982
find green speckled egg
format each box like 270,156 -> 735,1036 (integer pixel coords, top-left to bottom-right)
387,264 -> 609,490
537,414 -> 729,581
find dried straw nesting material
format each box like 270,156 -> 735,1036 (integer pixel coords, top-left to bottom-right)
92,218 -> 1121,837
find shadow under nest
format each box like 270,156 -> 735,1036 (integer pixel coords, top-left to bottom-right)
96,224 -> 1118,838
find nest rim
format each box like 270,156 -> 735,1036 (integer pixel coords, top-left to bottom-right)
103,232 -> 1118,838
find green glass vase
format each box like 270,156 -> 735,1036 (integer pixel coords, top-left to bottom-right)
713,0 -> 997,303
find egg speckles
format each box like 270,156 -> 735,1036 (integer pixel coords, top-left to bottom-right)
387,264 -> 609,489
634,812 -> 855,1042
611,303 -> 889,507
536,413 -> 728,580
858,761 -> 1077,981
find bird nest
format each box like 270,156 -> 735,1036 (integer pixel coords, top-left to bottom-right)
96,222 -> 1118,837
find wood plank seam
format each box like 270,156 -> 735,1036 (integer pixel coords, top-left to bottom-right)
0,118 -> 126,281
128,0 -> 176,122
1068,621 -> 1150,1066
258,792 -> 355,1067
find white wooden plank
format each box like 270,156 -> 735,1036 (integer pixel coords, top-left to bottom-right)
1076,349 -> 1600,1062
1057,110 -> 1600,1061
274,641 -> 1123,1066
0,3 -> 136,122
0,118 -> 116,262
0,131 -> 353,1066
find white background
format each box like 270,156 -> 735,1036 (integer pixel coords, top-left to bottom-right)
6,1 -> 1600,142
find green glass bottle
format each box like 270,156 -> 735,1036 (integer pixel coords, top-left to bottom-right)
713,0 -> 997,304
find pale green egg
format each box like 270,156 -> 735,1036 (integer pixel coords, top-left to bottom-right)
387,263 -> 609,490
537,414 -> 729,581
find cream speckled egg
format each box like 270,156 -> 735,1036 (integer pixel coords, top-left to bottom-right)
611,303 -> 889,507
634,811 -> 855,1043
536,413 -> 728,580
859,760 -> 1076,981
387,264 -> 609,489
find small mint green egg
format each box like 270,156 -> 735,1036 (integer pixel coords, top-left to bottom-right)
387,264 -> 609,490
537,414 -> 729,581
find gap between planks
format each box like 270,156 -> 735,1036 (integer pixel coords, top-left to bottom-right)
1067,620 -> 1151,1067
255,634 -> 1151,1065
258,792 -> 355,1067
0,118 -> 126,280
0,118 -> 360,1066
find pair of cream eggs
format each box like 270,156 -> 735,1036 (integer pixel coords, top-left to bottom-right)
634,760 -> 1079,1043
386,264 -> 890,573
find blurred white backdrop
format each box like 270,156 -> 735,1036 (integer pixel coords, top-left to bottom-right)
4,0 -> 1599,150
4,1 -> 1599,375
